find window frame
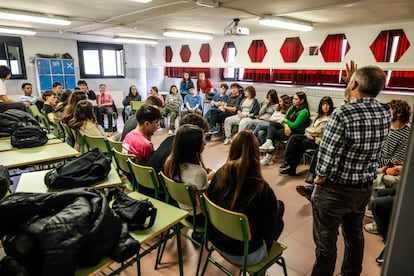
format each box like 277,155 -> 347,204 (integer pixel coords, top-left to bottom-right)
77,41 -> 125,79
0,36 -> 27,79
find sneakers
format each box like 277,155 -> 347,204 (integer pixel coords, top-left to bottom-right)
279,160 -> 288,169
365,209 -> 374,218
168,130 -> 174,135
207,126 -> 218,134
260,154 -> 274,166
205,134 -> 212,142
279,166 -> 296,176
224,138 -> 231,145
296,185 -> 312,201
364,222 -> 380,234
259,140 -> 275,151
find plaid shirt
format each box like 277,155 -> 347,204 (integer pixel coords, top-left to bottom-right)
316,98 -> 391,186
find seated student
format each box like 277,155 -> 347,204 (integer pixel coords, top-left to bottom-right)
259,91 -> 310,152
160,84 -> 183,134
207,131 -> 284,265
122,85 -> 142,123
238,89 -> 279,132
278,96 -> 334,176
19,82 -> 43,109
180,71 -> 194,100
55,90 -> 72,118
41,90 -> 58,125
120,96 -> 163,141
204,83 -> 229,122
67,100 -> 109,151
196,71 -> 213,98
182,86 -> 202,115
96,84 -> 115,132
208,83 -> 242,133
52,81 -> 63,101
77,80 -> 104,128
254,94 -> 292,146
122,105 -> 161,164
61,90 -> 88,125
223,86 -> 260,145
150,86 -> 165,106
0,65 -> 27,113
164,124 -> 215,241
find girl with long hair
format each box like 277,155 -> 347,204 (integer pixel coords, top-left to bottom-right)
160,84 -> 183,134
207,130 -> 284,265
61,90 -> 88,124
164,124 -> 214,228
122,85 -> 141,122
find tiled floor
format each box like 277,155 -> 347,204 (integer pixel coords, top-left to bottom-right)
102,123 -> 384,276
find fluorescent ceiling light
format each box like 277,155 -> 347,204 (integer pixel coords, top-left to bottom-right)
0,10 -> 71,26
0,26 -> 36,36
259,16 -> 313,32
132,0 -> 153,3
113,36 -> 158,45
163,29 -> 213,40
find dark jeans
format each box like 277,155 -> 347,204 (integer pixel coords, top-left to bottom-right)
312,183 -> 372,276
94,106 -> 104,128
100,106 -> 113,131
266,121 -> 289,141
372,188 -> 395,242
253,121 -> 269,145
209,109 -> 235,127
284,134 -> 318,171
0,102 -> 27,113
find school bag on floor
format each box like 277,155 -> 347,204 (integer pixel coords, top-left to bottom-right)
44,148 -> 111,189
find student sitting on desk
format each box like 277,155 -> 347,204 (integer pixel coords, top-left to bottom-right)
0,65 -> 27,113
182,87 -> 202,115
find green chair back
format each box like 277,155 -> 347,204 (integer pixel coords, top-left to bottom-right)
127,158 -> 161,199
54,118 -> 65,141
105,139 -> 122,153
61,123 -> 75,147
159,171 -> 195,207
112,148 -> 136,190
130,101 -> 144,115
83,134 -> 109,155
200,193 -> 288,276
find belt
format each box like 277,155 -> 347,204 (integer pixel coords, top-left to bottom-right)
326,179 -> 373,190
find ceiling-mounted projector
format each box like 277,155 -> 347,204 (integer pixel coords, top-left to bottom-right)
196,0 -> 219,8
224,18 -> 250,36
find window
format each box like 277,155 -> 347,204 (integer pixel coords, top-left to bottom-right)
0,36 -> 27,79
77,41 -> 125,78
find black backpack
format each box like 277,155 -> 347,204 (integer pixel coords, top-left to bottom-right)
0,109 -> 40,137
44,148 -> 111,189
0,165 -> 10,200
11,126 -> 48,148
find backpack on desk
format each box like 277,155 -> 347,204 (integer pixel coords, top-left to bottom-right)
44,148 -> 111,189
11,125 -> 48,148
0,109 -> 40,137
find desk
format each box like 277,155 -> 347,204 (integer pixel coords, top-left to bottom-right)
15,166 -> 122,193
0,138 -> 62,152
75,192 -> 188,276
0,142 -> 79,169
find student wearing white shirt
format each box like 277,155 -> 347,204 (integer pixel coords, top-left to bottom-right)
0,66 -> 27,113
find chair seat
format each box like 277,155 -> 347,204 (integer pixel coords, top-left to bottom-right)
244,241 -> 286,273
180,218 -> 205,233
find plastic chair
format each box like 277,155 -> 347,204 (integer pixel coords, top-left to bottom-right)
61,123 -> 75,147
28,105 -> 48,130
200,193 -> 288,276
127,158 -> 164,200
83,134 -> 110,156
54,118 -> 65,141
130,101 -> 144,116
158,172 -> 205,274
112,148 -> 136,191
303,148 -> 315,165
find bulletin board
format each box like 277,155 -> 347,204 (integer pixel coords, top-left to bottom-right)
36,58 -> 76,92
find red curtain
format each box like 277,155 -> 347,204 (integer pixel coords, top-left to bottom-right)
395,29 -> 411,62
320,34 -> 347,62
165,67 -> 210,78
248,40 -> 267,62
370,31 -> 389,62
243,69 -> 270,81
165,46 -> 173,63
280,37 -> 303,62
388,71 -> 414,88
272,69 -> 297,82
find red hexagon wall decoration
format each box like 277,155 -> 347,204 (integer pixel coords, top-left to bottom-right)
370,29 -> 410,62
280,37 -> 304,63
165,46 -> 173,63
199,43 -> 212,63
180,45 -> 191,62
320,34 -> 350,62
248,40 -> 267,62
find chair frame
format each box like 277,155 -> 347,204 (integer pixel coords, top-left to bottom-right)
127,158 -> 164,200
111,148 -> 136,191
200,193 -> 287,276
